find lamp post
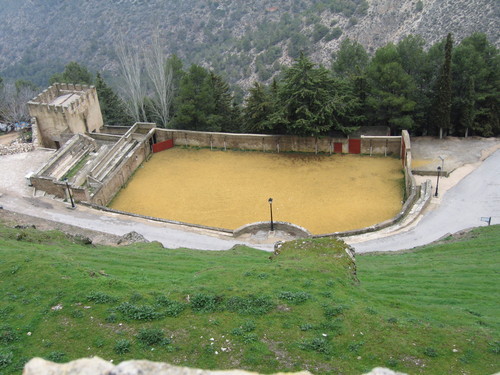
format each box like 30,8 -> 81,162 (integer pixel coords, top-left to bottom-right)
65,179 -> 75,208
434,166 -> 441,197
268,198 -> 274,231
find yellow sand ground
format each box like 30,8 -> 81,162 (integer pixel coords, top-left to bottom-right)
110,148 -> 403,234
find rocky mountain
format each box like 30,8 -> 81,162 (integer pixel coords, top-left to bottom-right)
0,0 -> 498,88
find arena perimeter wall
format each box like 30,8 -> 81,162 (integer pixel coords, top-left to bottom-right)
155,129 -> 403,156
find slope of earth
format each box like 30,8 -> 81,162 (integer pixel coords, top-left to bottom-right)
0,223 -> 498,374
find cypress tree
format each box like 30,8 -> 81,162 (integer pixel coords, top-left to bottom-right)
432,33 -> 453,138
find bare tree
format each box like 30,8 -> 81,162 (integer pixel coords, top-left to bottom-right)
116,39 -> 147,123
1,83 -> 38,124
143,34 -> 174,128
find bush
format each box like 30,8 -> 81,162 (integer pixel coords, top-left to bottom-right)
488,341 -> 500,354
226,295 -> 275,315
242,320 -> 256,332
136,328 -> 165,346
0,351 -> 13,369
114,339 -> 131,354
86,291 -> 118,304
278,291 -> 311,305
190,293 -> 224,313
117,302 -> 162,321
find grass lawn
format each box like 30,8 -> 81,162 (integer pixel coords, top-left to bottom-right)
0,222 -> 498,374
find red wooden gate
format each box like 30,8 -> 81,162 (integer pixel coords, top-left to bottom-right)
348,139 -> 361,154
153,139 -> 174,153
334,142 -> 343,153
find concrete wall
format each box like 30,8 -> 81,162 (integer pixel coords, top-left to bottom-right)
28,83 -> 103,149
156,129 -> 401,155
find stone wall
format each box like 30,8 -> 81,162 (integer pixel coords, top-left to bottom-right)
234,221 -> 312,238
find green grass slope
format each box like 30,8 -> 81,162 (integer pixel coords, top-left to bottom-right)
0,223 -> 498,374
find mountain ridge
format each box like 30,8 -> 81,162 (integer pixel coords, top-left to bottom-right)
0,0 -> 498,87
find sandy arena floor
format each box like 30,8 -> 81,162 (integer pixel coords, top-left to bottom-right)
110,148 -> 403,234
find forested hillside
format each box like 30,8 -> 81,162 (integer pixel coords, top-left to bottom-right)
0,0 -> 498,87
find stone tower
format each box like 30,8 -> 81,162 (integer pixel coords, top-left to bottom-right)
28,83 -> 103,149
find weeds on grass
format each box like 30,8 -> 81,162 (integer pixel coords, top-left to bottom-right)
114,339 -> 131,354
423,347 -> 439,357
226,295 -> 275,315
488,341 -> 500,354
323,304 -> 345,318
86,291 -> 118,304
46,351 -> 66,363
299,337 -> 331,354
348,341 -> 364,354
0,351 -> 13,369
136,328 -> 165,346
300,323 -> 314,331
155,296 -> 186,317
278,291 -> 311,304
190,293 -> 224,313
117,302 -> 163,321
0,325 -> 18,344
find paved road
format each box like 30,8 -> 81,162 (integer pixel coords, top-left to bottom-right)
0,193 -> 274,251
350,149 -> 500,253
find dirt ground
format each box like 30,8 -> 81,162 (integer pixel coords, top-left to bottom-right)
110,148 -> 403,234
411,136 -> 500,173
0,132 -> 21,145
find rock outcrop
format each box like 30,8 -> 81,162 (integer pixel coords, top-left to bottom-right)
22,357 -> 410,375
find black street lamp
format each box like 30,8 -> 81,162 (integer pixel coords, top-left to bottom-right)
65,179 -> 75,208
268,197 -> 274,231
434,166 -> 441,197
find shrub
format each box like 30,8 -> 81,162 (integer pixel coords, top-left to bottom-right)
136,328 -> 165,346
114,339 -> 131,354
86,291 -> 118,304
278,291 -> 311,305
226,295 -> 275,315
0,351 -> 13,369
117,302 -> 162,321
190,293 -> 224,313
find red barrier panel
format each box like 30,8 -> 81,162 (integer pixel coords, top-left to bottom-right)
348,139 -> 361,154
153,139 -> 174,153
334,142 -> 343,153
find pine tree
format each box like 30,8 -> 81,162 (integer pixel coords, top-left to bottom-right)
279,53 -> 359,137
95,73 -> 132,125
432,33 -> 453,138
